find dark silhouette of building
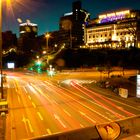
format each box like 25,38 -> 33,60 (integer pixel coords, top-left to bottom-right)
18,20 -> 38,54
59,0 -> 90,48
2,30 -> 17,52
39,1 -> 90,51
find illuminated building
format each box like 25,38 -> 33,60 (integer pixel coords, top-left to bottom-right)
59,1 -> 90,47
85,10 -> 140,49
18,20 -> 38,53
19,20 -> 38,38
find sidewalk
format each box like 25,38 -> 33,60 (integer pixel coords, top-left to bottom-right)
0,116 -> 6,140
87,82 -> 140,107
0,87 -> 8,140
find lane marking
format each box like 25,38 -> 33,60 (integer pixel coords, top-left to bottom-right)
32,102 -> 36,108
15,88 -> 18,92
53,100 -> 58,105
23,87 -> 28,93
61,86 -> 112,121
28,84 -> 38,94
22,116 -> 29,134
79,111 -> 96,124
22,116 -> 34,133
17,95 -> 21,103
37,112 -> 43,121
28,95 -> 32,100
31,83 -> 52,104
26,119 -> 34,133
63,109 -> 71,117
46,129 -> 52,135
80,124 -> 84,128
54,114 -> 66,128
44,81 -> 112,121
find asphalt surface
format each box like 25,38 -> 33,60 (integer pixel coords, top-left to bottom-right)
2,70 -> 140,140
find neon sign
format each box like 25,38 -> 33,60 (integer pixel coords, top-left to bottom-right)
99,10 -> 130,23
100,14 -> 125,23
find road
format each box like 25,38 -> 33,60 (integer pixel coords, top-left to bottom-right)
4,70 -> 140,139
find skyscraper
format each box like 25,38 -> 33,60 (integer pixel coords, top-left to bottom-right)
18,20 -> 38,54
59,1 -> 90,48
19,20 -> 38,38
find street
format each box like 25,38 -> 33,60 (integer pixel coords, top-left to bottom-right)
4,70 -> 140,139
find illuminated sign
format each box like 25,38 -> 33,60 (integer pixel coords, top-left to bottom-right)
20,22 -> 37,27
99,10 -> 130,23
137,75 -> 140,98
7,62 -> 15,69
100,14 -> 125,23
64,12 -> 73,16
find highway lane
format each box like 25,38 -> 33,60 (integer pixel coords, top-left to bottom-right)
5,71 -> 140,139
69,80 -> 140,116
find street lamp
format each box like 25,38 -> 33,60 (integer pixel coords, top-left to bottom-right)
0,0 -> 3,99
0,0 -> 12,99
45,33 -> 50,53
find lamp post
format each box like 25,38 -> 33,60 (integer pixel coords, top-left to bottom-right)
70,23 -> 72,48
45,33 -> 50,53
45,33 -> 50,65
0,0 -> 3,99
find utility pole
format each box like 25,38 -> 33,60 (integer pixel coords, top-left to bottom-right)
0,1 -> 3,99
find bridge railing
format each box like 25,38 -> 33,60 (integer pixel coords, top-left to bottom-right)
31,115 -> 140,140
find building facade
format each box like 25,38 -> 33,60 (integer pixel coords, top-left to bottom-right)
59,1 -> 90,48
85,10 -> 140,49
18,20 -> 38,54
19,20 -> 38,38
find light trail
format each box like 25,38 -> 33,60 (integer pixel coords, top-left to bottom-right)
70,81 -> 125,119
71,80 -> 135,117
43,81 -> 112,122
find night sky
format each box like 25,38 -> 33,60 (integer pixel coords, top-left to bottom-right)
2,0 -> 140,37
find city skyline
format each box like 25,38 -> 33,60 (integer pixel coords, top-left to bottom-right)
2,0 -> 140,36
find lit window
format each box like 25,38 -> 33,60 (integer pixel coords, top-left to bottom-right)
132,43 -> 134,46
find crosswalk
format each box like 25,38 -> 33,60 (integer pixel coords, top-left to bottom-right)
75,79 -> 96,84
61,79 -> 96,85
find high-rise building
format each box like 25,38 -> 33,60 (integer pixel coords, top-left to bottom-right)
2,30 -> 17,51
85,9 -> 140,49
19,20 -> 38,38
18,20 -> 38,54
59,0 -> 90,48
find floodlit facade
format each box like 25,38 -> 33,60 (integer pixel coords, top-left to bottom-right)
84,10 -> 140,49
19,20 -> 38,38
18,20 -> 38,53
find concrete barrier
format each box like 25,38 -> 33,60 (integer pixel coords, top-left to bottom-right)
31,126 -> 100,140
31,115 -> 140,140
